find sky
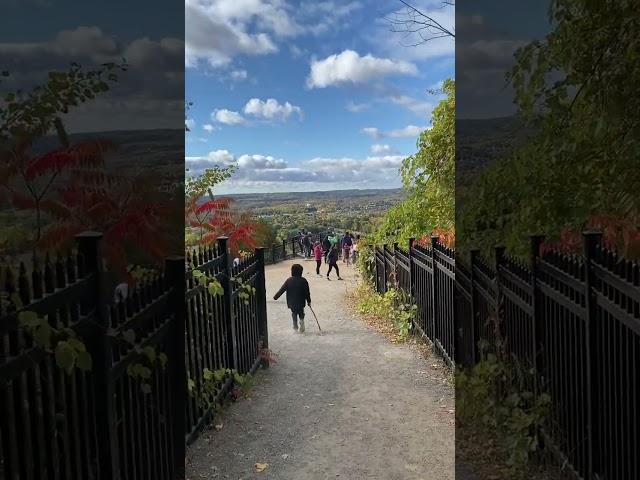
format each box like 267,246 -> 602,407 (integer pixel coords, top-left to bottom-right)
455,0 -> 551,119
185,0 -> 455,193
0,0 -> 185,133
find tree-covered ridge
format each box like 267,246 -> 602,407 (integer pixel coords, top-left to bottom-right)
458,0 -> 640,259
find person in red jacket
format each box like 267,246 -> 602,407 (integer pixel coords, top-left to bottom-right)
313,241 -> 323,275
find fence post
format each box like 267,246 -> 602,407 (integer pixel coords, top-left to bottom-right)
255,247 -> 269,369
529,235 -> 545,392
272,243 -> 277,263
583,231 -> 602,478
76,232 -> 118,478
393,242 -> 399,287
382,244 -> 388,293
165,256 -> 186,477
217,236 -> 238,370
430,236 -> 439,344
282,239 -> 286,260
408,238 -> 415,298
293,237 -> 296,257
369,244 -> 377,292
494,246 -> 506,343
469,249 -> 479,364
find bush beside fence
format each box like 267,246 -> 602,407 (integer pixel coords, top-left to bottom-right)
370,232 -> 640,480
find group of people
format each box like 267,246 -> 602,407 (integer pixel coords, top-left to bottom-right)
296,230 -> 360,281
274,230 -> 361,333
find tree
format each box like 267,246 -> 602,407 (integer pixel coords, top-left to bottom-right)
386,1 -> 454,46
458,0 -> 640,259
374,79 -> 455,247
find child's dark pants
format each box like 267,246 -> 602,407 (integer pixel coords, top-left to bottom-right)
327,261 -> 340,277
316,260 -> 322,274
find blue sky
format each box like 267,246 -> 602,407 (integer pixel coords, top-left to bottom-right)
185,0 -> 454,193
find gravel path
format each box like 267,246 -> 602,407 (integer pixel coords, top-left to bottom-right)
186,259 -> 455,480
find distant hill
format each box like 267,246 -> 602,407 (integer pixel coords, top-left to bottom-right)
225,188 -> 403,208
32,128 -> 184,173
456,116 -> 538,185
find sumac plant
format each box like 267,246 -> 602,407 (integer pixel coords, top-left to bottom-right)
184,150 -> 260,256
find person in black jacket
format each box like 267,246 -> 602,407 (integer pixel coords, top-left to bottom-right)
322,236 -> 331,264
273,264 -> 311,332
326,245 -> 342,280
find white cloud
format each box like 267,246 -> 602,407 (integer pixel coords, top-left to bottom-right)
185,148 -> 404,191
362,125 -> 427,139
230,69 -> 248,81
212,109 -> 246,125
362,127 -> 381,138
185,118 -> 196,130
185,0 -> 279,68
203,124 -> 218,133
346,101 -> 370,113
388,95 -> 433,118
370,144 -> 398,155
289,45 -> 306,59
186,149 -> 237,172
237,154 -> 287,169
243,98 -> 303,121
299,1 -> 363,36
306,50 -> 418,89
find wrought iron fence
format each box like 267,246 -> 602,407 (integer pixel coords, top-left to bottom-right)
0,232 -> 185,480
371,232 -> 640,479
372,237 -> 456,366
185,237 -> 268,445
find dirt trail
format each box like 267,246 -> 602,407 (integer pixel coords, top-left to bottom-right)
186,259 -> 455,480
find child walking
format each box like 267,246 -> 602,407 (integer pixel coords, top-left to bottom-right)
326,245 -> 342,280
273,264 -> 311,333
313,241 -> 323,276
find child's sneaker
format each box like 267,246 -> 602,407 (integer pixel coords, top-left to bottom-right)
299,318 -> 305,333
338,276 -> 343,280
293,323 -> 299,331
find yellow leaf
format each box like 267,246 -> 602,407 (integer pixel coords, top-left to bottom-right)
255,463 -> 268,472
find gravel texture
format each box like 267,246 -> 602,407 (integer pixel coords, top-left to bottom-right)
186,259 -> 456,480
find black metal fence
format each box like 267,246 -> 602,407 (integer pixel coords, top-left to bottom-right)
372,237 -> 456,366
263,233 -> 324,264
0,228 -> 330,478
372,232 -> 639,479
456,233 -> 640,480
185,237 -> 268,444
0,232 -> 185,480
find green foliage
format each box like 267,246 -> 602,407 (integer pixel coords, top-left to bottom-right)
188,367 -> 254,419
185,166 -> 235,201
374,79 -> 454,246
191,268 -> 224,297
233,276 -> 256,305
458,1 -> 640,258
119,329 -> 168,394
355,283 -> 416,342
0,62 -> 127,144
18,310 -> 92,375
456,354 -> 551,478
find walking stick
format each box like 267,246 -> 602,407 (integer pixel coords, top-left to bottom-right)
308,305 -> 322,332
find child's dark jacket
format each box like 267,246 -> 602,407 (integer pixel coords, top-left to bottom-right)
274,276 -> 311,312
